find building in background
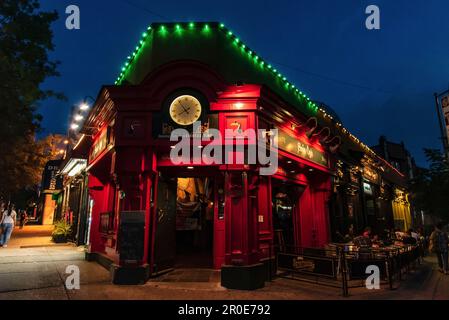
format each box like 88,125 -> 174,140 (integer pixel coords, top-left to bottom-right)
57,135 -> 91,245
371,136 -> 417,181
328,115 -> 410,241
371,136 -> 417,228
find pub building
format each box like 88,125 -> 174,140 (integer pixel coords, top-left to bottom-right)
56,137 -> 92,245
329,125 -> 412,241
76,22 -> 411,289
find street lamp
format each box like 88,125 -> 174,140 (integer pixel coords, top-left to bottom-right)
79,96 -> 95,112
79,103 -> 90,111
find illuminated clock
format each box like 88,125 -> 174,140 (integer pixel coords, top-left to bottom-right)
169,95 -> 202,126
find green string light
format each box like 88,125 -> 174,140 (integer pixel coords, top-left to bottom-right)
115,22 -> 318,118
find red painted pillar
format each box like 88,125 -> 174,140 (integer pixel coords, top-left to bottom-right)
87,173 -> 106,254
213,176 -> 226,269
221,170 -> 265,290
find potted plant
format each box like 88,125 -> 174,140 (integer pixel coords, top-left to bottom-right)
52,220 -> 72,243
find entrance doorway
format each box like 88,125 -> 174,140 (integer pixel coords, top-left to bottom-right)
175,177 -> 214,268
153,174 -> 215,273
272,180 -> 305,252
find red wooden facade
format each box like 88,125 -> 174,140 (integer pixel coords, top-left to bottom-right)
81,23 -> 337,288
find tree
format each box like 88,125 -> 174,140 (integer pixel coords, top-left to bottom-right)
4,134 -> 67,208
411,149 -> 449,223
0,0 -> 63,201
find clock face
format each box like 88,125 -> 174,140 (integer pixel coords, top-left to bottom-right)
169,95 -> 202,126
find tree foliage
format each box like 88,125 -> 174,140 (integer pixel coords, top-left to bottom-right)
411,149 -> 449,222
0,0 -> 63,201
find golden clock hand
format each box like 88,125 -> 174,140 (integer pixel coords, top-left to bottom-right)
178,101 -> 189,113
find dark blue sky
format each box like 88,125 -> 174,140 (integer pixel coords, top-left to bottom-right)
38,0 -> 449,166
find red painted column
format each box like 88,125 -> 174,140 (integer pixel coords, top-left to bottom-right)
312,177 -> 332,247
256,176 -> 273,261
87,173 -> 106,253
224,170 -> 259,266
142,150 -> 156,268
213,176 -> 226,269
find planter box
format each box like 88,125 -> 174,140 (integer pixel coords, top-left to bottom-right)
52,234 -> 68,243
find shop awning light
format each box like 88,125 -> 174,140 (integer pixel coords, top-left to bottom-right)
70,123 -> 79,130
74,114 -> 84,121
61,159 -> 87,177
80,103 -> 90,111
73,134 -> 86,150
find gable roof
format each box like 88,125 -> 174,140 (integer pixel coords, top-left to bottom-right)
115,22 -> 318,118
110,21 -> 405,180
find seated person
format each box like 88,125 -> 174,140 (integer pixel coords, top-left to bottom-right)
371,234 -> 384,248
353,227 -> 373,248
402,230 -> 417,245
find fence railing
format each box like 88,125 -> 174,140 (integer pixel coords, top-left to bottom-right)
275,243 -> 424,297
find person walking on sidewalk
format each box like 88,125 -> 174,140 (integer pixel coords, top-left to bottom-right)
19,210 -> 27,229
429,223 -> 449,275
0,204 -> 17,248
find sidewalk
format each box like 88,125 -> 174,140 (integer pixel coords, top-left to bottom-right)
0,246 -> 447,299
0,226 -> 447,300
4,225 -> 55,248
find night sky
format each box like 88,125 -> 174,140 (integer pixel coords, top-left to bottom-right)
38,0 -> 449,166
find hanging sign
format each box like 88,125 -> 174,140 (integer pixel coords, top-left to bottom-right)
275,128 -> 328,167
42,160 -> 63,193
441,95 -> 449,140
89,127 -> 111,162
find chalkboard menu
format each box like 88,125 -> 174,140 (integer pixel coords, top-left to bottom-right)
118,211 -> 145,263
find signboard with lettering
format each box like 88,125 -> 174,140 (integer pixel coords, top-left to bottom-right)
275,128 -> 328,167
41,160 -> 63,193
441,95 -> 449,141
89,127 -> 111,162
363,166 -> 379,184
